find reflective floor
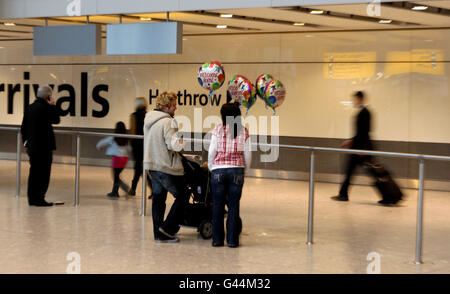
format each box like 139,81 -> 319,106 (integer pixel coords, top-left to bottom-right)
0,159 -> 449,274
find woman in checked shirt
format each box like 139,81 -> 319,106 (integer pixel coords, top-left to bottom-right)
208,102 -> 251,248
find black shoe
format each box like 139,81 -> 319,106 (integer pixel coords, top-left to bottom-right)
31,201 -> 53,207
128,188 -> 136,196
159,227 -> 176,238
227,243 -> 239,248
378,199 -> 395,206
212,242 -> 224,247
107,192 -> 119,199
331,195 -> 348,201
155,233 -> 179,243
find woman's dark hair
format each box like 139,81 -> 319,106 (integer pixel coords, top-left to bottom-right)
114,121 -> 128,146
220,102 -> 242,139
226,90 -> 232,103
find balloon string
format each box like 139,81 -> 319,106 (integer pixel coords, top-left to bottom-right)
209,90 -> 213,105
245,101 -> 256,116
246,101 -> 253,116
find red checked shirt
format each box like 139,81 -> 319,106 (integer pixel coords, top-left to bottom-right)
209,124 -> 251,171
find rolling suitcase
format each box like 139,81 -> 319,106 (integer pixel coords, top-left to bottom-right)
365,162 -> 403,204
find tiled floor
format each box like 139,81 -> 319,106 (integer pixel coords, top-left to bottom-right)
0,159 -> 449,274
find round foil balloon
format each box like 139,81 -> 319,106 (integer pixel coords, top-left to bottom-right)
227,75 -> 256,114
197,61 -> 225,94
255,73 -> 274,100
264,80 -> 286,112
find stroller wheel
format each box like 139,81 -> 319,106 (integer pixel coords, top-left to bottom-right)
199,220 -> 213,239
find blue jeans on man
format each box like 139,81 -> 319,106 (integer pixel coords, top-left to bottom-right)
149,171 -> 189,240
211,168 -> 244,247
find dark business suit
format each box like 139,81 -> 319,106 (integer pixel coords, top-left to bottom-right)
339,106 -> 372,197
21,98 -> 61,205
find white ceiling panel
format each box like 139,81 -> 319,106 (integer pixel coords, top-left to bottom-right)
416,0 -> 450,10
214,7 -> 400,29
132,12 -> 314,32
307,4 -> 450,26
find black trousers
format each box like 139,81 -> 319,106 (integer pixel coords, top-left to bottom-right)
130,142 -> 151,191
339,154 -> 371,197
112,168 -> 129,193
27,150 -> 52,204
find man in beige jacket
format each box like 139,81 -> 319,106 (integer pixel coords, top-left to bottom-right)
144,91 -> 187,243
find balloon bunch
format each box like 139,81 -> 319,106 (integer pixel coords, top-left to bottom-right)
197,62 -> 286,115
255,73 -> 286,114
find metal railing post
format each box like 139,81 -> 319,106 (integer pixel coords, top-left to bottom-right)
74,134 -> 81,206
307,150 -> 315,245
16,131 -> 22,197
141,166 -> 147,216
415,158 -> 425,264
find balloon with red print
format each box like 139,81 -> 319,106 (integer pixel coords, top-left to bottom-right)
264,80 -> 286,113
197,61 -> 225,93
227,75 -> 256,114
255,73 -> 273,101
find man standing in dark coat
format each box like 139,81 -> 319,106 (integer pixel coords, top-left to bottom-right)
21,86 -> 61,206
332,91 -> 373,201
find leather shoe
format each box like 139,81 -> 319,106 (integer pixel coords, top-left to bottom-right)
30,201 -> 53,207
331,195 -> 348,201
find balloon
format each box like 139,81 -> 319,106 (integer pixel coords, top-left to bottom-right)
227,75 -> 256,114
264,80 -> 286,112
255,73 -> 274,100
197,61 -> 225,93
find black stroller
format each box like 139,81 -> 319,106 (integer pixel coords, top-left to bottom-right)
177,154 -> 242,239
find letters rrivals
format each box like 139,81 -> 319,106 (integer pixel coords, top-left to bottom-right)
0,71 -> 109,118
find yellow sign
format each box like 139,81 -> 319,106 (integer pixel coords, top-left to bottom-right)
323,52 -> 376,79
385,49 -> 444,75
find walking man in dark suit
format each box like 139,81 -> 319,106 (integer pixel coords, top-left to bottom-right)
332,91 -> 372,201
21,86 -> 61,206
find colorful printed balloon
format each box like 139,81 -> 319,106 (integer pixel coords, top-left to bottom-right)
227,75 -> 256,114
255,73 -> 274,100
264,80 -> 286,112
197,61 -> 225,93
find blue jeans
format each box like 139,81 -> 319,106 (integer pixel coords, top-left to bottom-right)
149,171 -> 188,239
211,168 -> 245,246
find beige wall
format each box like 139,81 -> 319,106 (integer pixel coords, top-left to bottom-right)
0,28 -> 449,143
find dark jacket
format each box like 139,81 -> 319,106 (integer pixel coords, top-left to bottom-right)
130,108 -> 146,144
131,108 -> 146,136
21,98 -> 61,155
129,108 -> 146,160
351,106 -> 372,150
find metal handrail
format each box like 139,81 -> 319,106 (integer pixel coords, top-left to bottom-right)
255,142 -> 450,161
1,125 -> 449,264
